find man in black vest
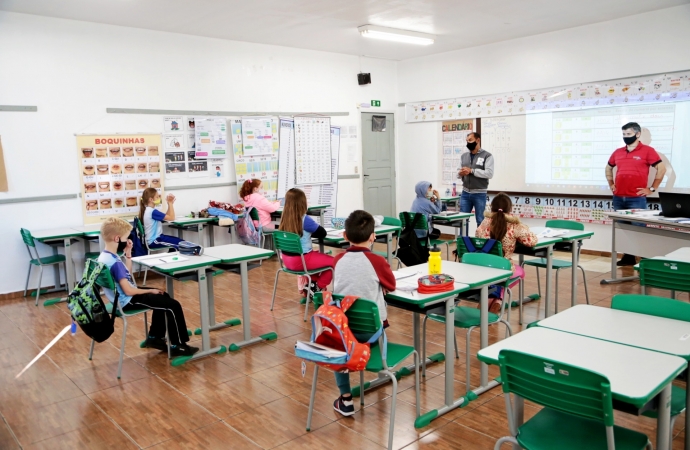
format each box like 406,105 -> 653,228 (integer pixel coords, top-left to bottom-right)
458,132 -> 494,227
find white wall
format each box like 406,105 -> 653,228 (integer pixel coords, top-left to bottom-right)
0,11 -> 398,295
396,5 -> 690,250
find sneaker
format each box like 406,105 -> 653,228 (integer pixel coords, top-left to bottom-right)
616,254 -> 637,266
309,281 -> 322,294
144,336 -> 168,351
170,344 -> 199,357
333,395 -> 355,417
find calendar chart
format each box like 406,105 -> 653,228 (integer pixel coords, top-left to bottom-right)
294,116 -> 332,185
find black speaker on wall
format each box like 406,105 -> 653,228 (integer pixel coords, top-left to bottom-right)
358,73 -> 371,85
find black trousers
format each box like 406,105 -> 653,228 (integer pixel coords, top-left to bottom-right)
123,291 -> 189,345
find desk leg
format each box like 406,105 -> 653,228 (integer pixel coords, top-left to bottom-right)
194,271 -> 241,335
208,224 -> 215,247
601,219 -> 638,284
571,239 -> 579,308
386,233 -> 392,266
44,238 -> 74,306
685,368 -> 689,450
172,268 -> 226,366
166,276 -> 174,298
657,383 -> 671,450
229,261 -> 278,351
544,244 -> 553,318
229,224 -> 236,244
319,210 -> 325,227
479,284 -> 489,387
177,227 -> 184,239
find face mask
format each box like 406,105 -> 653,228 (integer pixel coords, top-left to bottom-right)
116,239 -> 128,253
153,198 -> 162,205
426,190 -> 433,198
466,141 -> 477,151
623,135 -> 637,145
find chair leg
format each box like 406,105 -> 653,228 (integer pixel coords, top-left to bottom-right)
519,279 -> 524,326
500,320 -> 513,337
578,265 -> 590,305
555,268 -> 560,314
494,437 -> 519,450
24,265 -> 32,297
535,266 -> 541,297
672,290 -> 676,300
88,339 -> 95,360
414,351 -> 421,418
641,284 -> 647,295
421,316 -> 427,377
506,288 -> 512,324
454,332 -> 460,359
35,266 -> 44,306
360,372 -> 365,406
142,267 -> 148,286
466,327 -> 475,392
306,365 -> 319,431
118,317 -> 127,379
270,270 -> 281,311
303,275 -> 313,322
386,369 -> 398,450
164,314 -> 171,360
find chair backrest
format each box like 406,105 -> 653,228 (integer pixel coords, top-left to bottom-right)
462,252 -> 511,271
273,231 -> 305,255
313,293 -> 381,336
20,228 -> 36,247
639,259 -> 690,293
456,237 -> 504,260
611,294 -> 690,322
248,207 -> 260,222
399,212 -> 428,229
498,349 -> 614,426
545,219 -> 584,231
382,216 -> 402,227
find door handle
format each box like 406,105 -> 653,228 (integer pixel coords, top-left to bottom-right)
363,174 -> 370,177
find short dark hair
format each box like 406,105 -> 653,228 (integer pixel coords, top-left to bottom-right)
344,210 -> 375,244
622,122 -> 641,134
469,132 -> 481,140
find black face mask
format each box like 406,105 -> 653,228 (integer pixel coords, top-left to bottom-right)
623,135 -> 638,146
116,239 -> 128,253
466,141 -> 477,151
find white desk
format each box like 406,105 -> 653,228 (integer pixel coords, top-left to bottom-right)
272,204 -> 330,227
537,304 -> 690,450
431,212 -> 473,238
658,247 -> 690,263
603,212 -> 690,285
132,252 -> 225,365
167,217 -> 219,246
478,327 -> 687,450
320,225 -> 402,265
382,261 -> 512,428
203,244 -> 275,351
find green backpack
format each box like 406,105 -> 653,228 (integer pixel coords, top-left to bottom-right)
66,261 -> 118,343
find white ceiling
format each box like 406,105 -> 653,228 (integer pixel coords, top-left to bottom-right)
1,0 -> 688,60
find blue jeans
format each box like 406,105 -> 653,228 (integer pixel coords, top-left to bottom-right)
335,372 -> 350,395
461,191 -> 488,227
612,195 -> 647,211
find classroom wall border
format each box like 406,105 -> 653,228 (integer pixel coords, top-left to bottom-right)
0,194 -> 77,205
0,105 -> 37,112
106,108 -> 349,117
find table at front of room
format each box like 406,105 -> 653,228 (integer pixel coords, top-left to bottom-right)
202,244 -> 275,351
381,260 -> 512,428
536,304 -> 690,450
602,212 -> 690,285
131,253 -> 226,365
31,227 -> 85,301
431,211 -> 473,239
318,224 -> 402,265
271,204 -> 330,227
478,326 -> 687,450
513,236 -> 561,319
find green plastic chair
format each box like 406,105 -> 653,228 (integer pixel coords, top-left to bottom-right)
270,231 -> 333,322
85,259 -> 170,379
494,349 -> 652,450
372,216 -> 403,268
133,217 -> 167,285
20,228 -> 67,306
399,212 -> 454,260
639,259 -> 690,298
421,252 -> 514,390
522,220 -> 590,313
304,293 -> 420,450
612,294 -> 689,441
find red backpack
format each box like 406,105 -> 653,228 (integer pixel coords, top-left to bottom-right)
295,291 -> 385,372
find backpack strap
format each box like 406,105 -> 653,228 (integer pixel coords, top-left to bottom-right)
365,326 -> 387,361
462,236 -> 477,253
479,239 -> 498,254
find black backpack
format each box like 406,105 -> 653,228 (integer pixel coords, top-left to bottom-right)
397,213 -> 430,267
66,261 -> 118,343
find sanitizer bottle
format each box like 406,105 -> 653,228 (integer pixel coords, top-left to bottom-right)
428,244 -> 442,275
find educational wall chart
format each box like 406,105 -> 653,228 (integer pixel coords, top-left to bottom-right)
163,116 -> 226,180
241,117 -> 274,156
195,117 -> 228,159
232,117 -> 280,200
406,71 -> 690,122
294,116 -> 332,185
277,118 -> 295,198
76,134 -> 164,224
440,120 -> 473,188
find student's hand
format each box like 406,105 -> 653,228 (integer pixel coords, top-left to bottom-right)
124,239 -> 133,257
166,193 -> 176,203
148,289 -> 163,295
432,190 -> 440,200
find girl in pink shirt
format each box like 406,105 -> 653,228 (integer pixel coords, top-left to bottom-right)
240,179 -> 280,233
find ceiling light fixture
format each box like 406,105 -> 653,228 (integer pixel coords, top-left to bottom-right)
358,25 -> 435,46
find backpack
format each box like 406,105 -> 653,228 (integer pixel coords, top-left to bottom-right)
397,213 -> 430,267
295,292 -> 385,373
236,206 -> 261,246
178,241 -> 204,256
66,262 -> 118,343
129,218 -> 148,257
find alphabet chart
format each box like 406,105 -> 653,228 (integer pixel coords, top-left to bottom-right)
277,118 -> 295,198
294,116 -> 332,185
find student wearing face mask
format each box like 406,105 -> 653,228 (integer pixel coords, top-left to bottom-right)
139,187 -> 184,249
457,132 -> 494,228
410,181 -> 442,239
606,122 -> 666,266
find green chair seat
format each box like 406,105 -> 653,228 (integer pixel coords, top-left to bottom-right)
30,254 -> 66,265
281,266 -> 332,276
517,407 -> 649,450
366,341 -> 415,373
522,257 -> 573,269
427,306 -> 500,328
641,384 -> 686,418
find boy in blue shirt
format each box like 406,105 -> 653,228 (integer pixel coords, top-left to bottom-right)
98,217 -> 198,356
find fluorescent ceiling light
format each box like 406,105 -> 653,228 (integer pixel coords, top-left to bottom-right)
358,25 -> 434,46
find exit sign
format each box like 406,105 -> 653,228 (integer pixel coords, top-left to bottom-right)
371,100 -> 381,107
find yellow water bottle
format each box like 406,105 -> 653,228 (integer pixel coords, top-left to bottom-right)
429,244 -> 442,275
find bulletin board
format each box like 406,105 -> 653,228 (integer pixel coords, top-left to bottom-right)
440,119 -> 473,190
76,134 -> 165,224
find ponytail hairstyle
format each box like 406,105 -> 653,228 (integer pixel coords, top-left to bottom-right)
138,187 -> 158,223
279,188 -> 308,236
239,178 -> 261,199
489,192 -> 512,241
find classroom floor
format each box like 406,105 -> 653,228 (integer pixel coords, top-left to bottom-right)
0,246 -> 687,450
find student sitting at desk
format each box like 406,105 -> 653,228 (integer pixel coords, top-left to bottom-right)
331,210 -> 396,416
476,193 -> 537,312
140,187 -> 183,249
98,217 -> 198,356
410,181 -> 442,240
279,188 -> 334,295
240,178 -> 280,233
